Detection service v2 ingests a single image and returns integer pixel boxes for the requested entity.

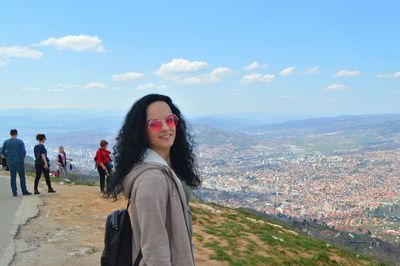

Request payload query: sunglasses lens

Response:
[165,115,178,128]
[148,120,163,132]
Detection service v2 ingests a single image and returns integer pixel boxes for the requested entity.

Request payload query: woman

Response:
[34,134,56,194]
[95,140,112,193]
[57,146,71,184]
[107,94,201,265]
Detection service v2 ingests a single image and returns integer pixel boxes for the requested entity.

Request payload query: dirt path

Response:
[11,183,121,265]
[11,182,218,266]
[0,174,41,266]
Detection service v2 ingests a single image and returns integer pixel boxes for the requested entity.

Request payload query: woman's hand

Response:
[41,154,48,169]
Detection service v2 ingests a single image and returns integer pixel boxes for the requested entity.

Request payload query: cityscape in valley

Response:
[194,115,400,246]
[197,142,400,245]
[1,113,400,247]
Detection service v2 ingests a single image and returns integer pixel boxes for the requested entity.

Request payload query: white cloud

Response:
[280,66,295,76]
[280,94,302,100]
[135,83,168,90]
[395,90,400,95]
[333,69,361,77]
[240,73,275,85]
[85,82,107,89]
[301,66,320,76]
[243,61,267,71]
[156,58,208,76]
[376,71,400,79]
[323,84,347,92]
[181,75,220,85]
[112,72,145,81]
[39,35,105,52]
[21,87,41,92]
[0,46,43,59]
[210,67,234,77]
[173,67,234,85]
[155,59,233,85]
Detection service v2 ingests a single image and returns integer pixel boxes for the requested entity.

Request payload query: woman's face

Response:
[146,101,177,155]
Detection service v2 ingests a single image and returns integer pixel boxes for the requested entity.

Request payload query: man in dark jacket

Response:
[1,129,32,196]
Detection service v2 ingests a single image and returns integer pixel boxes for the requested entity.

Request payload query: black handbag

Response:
[34,147,45,168]
[35,158,45,168]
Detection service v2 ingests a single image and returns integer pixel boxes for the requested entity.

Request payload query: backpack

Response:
[94,154,98,169]
[101,201,142,266]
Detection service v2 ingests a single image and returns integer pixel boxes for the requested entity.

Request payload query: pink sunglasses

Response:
[147,114,179,132]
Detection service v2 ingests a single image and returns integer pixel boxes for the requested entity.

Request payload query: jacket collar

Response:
[143,148,169,166]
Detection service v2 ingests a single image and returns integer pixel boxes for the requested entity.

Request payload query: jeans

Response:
[34,166,54,192]
[8,160,29,195]
[60,166,69,181]
[97,165,111,192]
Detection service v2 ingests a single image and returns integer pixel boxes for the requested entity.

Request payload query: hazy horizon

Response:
[1,107,400,120]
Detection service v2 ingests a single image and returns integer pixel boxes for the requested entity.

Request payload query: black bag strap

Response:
[134,250,142,266]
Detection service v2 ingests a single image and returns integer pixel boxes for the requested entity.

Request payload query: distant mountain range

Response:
[1,111,400,154]
[2,110,399,133]
[0,109,309,134]
[192,113,400,153]
[246,114,400,134]
[0,114,124,136]
[244,114,400,153]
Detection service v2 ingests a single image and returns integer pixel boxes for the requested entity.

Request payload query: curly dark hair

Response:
[106,94,201,199]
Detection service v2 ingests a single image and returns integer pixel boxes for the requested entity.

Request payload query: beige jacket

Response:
[122,149,195,266]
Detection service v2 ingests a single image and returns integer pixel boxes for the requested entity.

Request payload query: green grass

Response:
[204,240,279,266]
[193,201,386,265]
[204,241,232,262]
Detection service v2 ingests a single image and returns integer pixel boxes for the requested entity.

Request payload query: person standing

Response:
[95,140,112,193]
[57,146,70,184]
[1,129,32,196]
[106,94,201,265]
[33,134,56,194]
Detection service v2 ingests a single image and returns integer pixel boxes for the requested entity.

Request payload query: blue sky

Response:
[0,0,399,117]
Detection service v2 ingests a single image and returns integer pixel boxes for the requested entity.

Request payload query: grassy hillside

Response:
[18,165,391,265]
[10,180,386,266]
[191,201,385,266]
